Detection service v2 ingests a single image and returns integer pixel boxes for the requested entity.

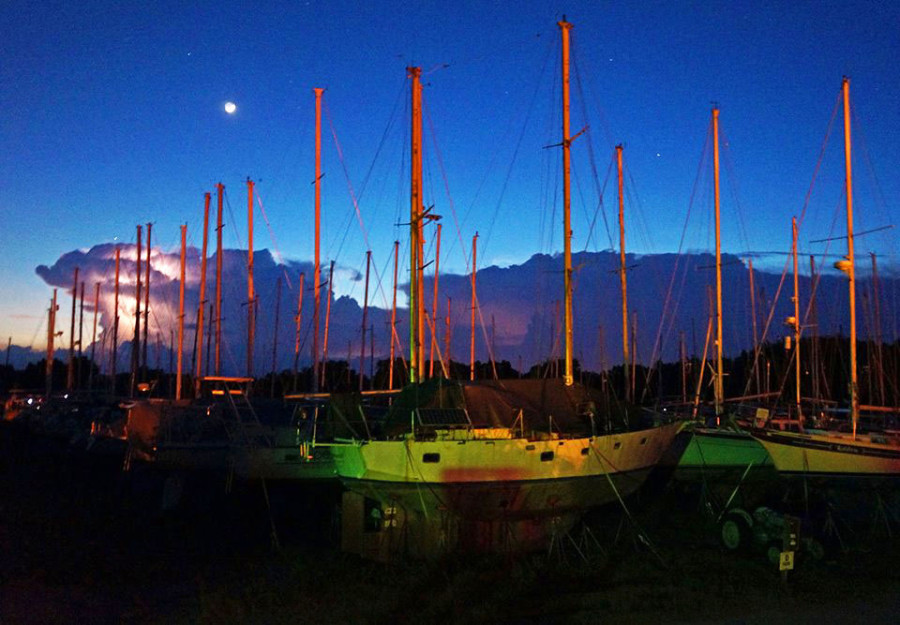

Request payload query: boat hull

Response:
[752,429,900,481]
[331,421,681,520]
[677,427,773,473]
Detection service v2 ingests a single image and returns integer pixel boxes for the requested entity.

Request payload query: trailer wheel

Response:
[720,512,750,551]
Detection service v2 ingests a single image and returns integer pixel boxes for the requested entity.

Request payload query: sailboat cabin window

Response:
[422,453,440,463]
[540,451,554,462]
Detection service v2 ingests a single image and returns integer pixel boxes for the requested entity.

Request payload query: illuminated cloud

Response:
[33,245,868,375]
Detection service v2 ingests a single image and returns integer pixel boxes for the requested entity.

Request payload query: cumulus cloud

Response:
[34,244,869,376]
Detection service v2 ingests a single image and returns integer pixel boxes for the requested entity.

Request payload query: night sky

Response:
[2,1,899,354]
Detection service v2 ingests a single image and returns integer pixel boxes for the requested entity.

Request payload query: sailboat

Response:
[751,78,900,480]
[676,108,772,477]
[329,20,681,556]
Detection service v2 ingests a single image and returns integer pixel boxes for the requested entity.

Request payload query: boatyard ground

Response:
[2,425,899,624]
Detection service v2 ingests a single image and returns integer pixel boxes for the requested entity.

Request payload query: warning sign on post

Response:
[779,550,795,571]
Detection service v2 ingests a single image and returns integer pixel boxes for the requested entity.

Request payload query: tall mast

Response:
[132,225,142,397]
[89,281,100,390]
[312,87,324,392]
[77,282,85,387]
[839,77,859,436]
[408,66,423,383]
[870,253,885,405]
[112,246,120,392]
[247,178,255,378]
[809,255,821,403]
[321,261,334,389]
[360,250,371,392]
[214,183,224,375]
[445,297,452,373]
[292,272,304,391]
[791,216,802,417]
[194,192,210,396]
[712,108,724,413]
[389,240,399,390]
[748,259,760,395]
[46,289,58,397]
[271,275,282,397]
[616,144,629,401]
[176,224,186,400]
[142,222,151,374]
[470,232,478,381]
[430,223,442,378]
[67,266,78,391]
[559,18,575,387]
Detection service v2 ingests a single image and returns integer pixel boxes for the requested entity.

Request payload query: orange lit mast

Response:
[559,18,575,387]
[214,183,224,375]
[312,87,323,392]
[389,240,399,390]
[712,108,724,414]
[142,222,151,376]
[470,232,478,381]
[112,246,120,391]
[46,289,58,397]
[176,224,187,399]
[88,281,100,390]
[791,216,802,417]
[131,225,142,397]
[408,67,424,383]
[616,145,629,401]
[247,178,255,377]
[838,77,859,437]
[321,261,334,389]
[194,192,210,396]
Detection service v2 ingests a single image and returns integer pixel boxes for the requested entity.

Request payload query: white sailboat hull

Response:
[752,429,900,480]
[331,421,681,520]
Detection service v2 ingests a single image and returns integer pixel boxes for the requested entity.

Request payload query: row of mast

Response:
[38,32,862,429]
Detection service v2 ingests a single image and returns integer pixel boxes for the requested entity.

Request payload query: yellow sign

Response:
[779,551,794,571]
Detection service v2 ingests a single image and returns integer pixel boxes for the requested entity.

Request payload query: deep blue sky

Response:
[2,1,899,349]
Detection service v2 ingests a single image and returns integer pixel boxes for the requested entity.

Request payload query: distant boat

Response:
[330,20,681,554]
[752,78,900,482]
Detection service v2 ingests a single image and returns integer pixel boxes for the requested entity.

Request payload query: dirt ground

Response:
[2,423,899,624]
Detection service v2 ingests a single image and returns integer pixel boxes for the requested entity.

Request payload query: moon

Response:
[224,101,237,114]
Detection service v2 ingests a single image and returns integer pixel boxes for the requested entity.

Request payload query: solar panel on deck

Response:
[416,408,470,427]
